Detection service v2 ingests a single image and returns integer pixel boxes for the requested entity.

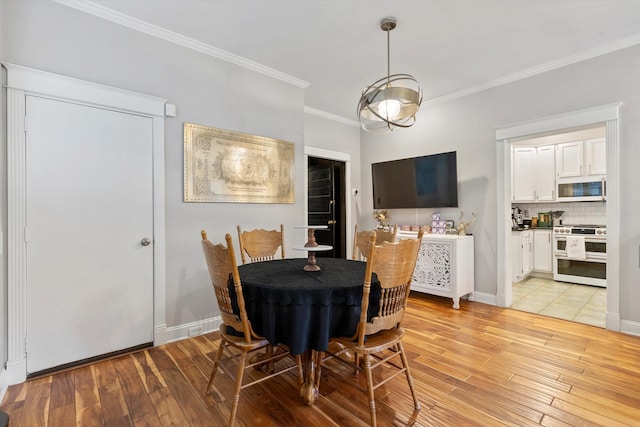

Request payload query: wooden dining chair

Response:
[200,230,303,426]
[330,229,424,426]
[352,224,397,260]
[237,224,285,264]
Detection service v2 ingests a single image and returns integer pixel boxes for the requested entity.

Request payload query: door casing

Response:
[495,103,621,332]
[5,63,168,384]
[304,146,351,260]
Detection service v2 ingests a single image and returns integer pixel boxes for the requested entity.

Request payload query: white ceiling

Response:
[72,0,640,122]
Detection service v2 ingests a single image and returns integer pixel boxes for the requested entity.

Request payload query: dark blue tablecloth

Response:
[234,258,378,355]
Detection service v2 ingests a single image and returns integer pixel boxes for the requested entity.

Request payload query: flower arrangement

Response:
[373,209,389,229]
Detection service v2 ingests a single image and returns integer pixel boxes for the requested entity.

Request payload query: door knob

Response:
[141,238,151,246]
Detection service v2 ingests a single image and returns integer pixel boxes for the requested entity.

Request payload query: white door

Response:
[25,95,154,374]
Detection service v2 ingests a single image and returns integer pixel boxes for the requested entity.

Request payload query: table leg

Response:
[299,350,319,405]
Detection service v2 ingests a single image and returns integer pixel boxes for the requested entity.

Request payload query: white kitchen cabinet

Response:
[586,137,606,176]
[406,234,474,309]
[512,145,555,202]
[535,145,556,201]
[533,229,552,273]
[512,147,536,202]
[512,230,533,282]
[556,141,583,178]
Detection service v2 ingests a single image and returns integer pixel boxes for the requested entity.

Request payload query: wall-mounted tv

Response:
[372,151,458,209]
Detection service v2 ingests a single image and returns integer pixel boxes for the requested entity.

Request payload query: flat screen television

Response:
[372,151,458,209]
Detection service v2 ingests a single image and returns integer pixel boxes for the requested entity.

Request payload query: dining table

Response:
[233,257,380,405]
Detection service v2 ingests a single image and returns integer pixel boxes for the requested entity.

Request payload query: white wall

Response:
[0,1,360,334]
[360,44,640,323]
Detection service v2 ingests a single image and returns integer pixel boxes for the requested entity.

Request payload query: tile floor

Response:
[510,276,606,328]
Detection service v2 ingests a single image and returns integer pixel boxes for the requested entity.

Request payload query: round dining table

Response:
[234,257,380,405]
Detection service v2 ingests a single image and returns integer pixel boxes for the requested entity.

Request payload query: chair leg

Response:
[267,345,275,373]
[362,354,377,427]
[206,341,227,395]
[354,353,360,376]
[228,350,248,427]
[397,341,420,410]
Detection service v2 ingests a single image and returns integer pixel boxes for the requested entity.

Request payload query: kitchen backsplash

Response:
[513,201,606,226]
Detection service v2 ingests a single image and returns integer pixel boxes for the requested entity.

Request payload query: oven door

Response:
[554,236,607,259]
[553,256,606,287]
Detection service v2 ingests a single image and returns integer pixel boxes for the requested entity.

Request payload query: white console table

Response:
[397,231,475,309]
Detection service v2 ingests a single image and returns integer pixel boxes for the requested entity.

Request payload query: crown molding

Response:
[53,0,310,89]
[425,33,640,107]
[304,106,360,128]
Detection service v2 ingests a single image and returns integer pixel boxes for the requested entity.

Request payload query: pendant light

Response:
[357,17,423,132]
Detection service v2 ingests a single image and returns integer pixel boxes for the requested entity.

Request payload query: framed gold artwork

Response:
[184,123,295,203]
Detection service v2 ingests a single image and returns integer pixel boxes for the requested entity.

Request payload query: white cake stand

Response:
[293,225,333,271]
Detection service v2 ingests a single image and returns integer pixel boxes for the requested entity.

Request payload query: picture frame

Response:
[183,123,295,203]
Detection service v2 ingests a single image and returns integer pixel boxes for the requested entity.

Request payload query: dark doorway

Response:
[307,157,346,258]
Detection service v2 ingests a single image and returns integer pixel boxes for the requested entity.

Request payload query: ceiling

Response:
[74,0,640,123]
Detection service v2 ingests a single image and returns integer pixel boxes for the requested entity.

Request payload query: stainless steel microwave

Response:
[556,177,606,201]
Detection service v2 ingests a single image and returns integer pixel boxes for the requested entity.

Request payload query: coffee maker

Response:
[512,207,524,228]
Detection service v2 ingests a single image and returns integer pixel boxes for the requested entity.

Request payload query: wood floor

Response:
[2,292,640,426]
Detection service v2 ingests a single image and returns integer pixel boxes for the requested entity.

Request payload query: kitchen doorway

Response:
[496,103,621,332]
[509,127,607,327]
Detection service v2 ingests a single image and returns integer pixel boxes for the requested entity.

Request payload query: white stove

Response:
[552,224,607,287]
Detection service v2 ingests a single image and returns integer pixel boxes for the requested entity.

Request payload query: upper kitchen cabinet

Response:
[536,145,555,201]
[556,140,583,178]
[557,138,607,178]
[512,147,536,202]
[512,145,555,202]
[586,137,606,176]
[556,138,607,202]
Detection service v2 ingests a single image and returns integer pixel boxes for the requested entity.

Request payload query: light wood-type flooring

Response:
[2,292,640,426]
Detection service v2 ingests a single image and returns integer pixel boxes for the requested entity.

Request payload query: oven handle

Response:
[554,254,607,262]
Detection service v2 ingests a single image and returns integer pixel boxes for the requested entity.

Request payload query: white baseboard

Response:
[5,359,26,386]
[620,319,640,336]
[163,316,223,344]
[470,291,497,306]
[0,368,8,405]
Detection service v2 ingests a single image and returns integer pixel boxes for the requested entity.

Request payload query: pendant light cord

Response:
[387,29,391,87]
